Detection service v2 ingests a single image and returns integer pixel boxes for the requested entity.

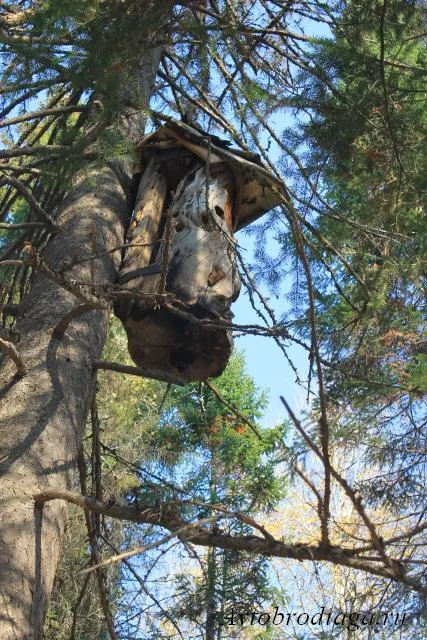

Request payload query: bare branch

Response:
[2,244,108,309]
[280,397,409,580]
[94,360,185,386]
[286,204,332,546]
[0,104,87,129]
[78,515,225,576]
[0,337,26,376]
[52,304,96,339]
[33,489,427,593]
[0,176,59,228]
[76,449,117,640]
[70,574,91,640]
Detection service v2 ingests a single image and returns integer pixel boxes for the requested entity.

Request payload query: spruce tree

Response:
[0,1,425,637]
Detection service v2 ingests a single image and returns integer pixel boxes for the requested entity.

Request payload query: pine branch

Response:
[0,104,87,129]
[34,489,427,593]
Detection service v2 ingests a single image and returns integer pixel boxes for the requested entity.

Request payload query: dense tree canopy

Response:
[0,0,425,638]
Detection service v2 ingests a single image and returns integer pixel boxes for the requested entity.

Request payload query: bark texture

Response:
[0,167,128,639]
[0,0,167,625]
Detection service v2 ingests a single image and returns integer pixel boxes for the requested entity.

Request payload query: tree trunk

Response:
[0,0,168,624]
[0,167,128,639]
[206,547,218,640]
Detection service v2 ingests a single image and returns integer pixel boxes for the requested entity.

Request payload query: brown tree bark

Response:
[0,0,174,626]
[0,167,128,639]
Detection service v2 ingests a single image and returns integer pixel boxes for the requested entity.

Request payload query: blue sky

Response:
[232,232,309,428]
[228,18,332,429]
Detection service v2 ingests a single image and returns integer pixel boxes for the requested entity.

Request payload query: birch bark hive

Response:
[114,117,287,383]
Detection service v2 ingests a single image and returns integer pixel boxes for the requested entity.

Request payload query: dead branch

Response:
[94,360,185,386]
[0,336,26,376]
[99,534,186,640]
[0,176,59,229]
[52,304,96,339]
[33,489,427,593]
[156,67,242,146]
[236,251,301,384]
[294,464,325,525]
[286,204,332,547]
[77,449,117,639]
[79,515,226,576]
[70,574,91,640]
[279,397,412,584]
[0,104,87,129]
[3,245,108,309]
[353,521,427,554]
[169,498,275,542]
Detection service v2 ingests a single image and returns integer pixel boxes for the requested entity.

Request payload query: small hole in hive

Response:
[175,221,185,232]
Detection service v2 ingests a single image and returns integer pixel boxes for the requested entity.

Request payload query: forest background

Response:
[0,0,425,638]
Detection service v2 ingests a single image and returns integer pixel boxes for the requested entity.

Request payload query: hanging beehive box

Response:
[114,117,287,383]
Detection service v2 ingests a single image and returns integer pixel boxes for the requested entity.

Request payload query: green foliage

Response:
[135,351,287,639]
[247,0,426,620]
[146,351,287,511]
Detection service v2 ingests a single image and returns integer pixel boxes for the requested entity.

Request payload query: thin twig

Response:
[203,379,262,440]
[70,574,91,640]
[99,534,186,640]
[77,450,118,640]
[170,498,275,542]
[287,203,331,547]
[79,514,225,576]
[280,396,404,577]
[7,244,108,308]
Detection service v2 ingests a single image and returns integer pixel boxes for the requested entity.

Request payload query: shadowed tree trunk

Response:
[0,167,128,639]
[0,25,164,632]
